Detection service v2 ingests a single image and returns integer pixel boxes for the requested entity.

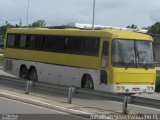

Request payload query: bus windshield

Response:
[112,39,154,68]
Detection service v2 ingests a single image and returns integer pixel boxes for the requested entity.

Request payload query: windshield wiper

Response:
[142,62,154,70]
[125,59,134,69]
[143,63,148,70]
[138,62,149,70]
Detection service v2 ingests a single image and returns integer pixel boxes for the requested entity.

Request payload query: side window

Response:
[52,36,59,51]
[14,35,21,48]
[44,36,53,50]
[56,36,66,51]
[20,35,27,48]
[102,42,109,56]
[7,34,15,47]
[101,41,109,67]
[43,35,66,52]
[35,35,44,49]
[25,35,35,49]
[66,37,83,53]
[30,36,36,48]
[84,37,100,55]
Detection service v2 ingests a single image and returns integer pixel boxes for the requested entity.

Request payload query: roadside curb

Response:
[0,91,91,118]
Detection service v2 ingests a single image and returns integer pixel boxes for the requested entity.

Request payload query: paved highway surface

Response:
[0,97,87,120]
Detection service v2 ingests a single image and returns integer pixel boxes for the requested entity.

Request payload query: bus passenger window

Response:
[19,35,27,48]
[25,35,36,49]
[56,36,66,51]
[14,35,21,48]
[7,34,15,47]
[101,42,109,67]
[35,35,44,49]
[84,37,99,55]
[66,37,82,53]
[44,36,54,50]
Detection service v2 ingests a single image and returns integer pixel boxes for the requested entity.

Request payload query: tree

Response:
[32,20,46,27]
[141,26,151,30]
[148,22,160,34]
[0,23,14,36]
[126,24,137,29]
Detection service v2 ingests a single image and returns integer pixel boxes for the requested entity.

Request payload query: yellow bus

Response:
[4,27,156,93]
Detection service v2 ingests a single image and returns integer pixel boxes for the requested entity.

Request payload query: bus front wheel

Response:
[29,67,38,82]
[82,75,94,90]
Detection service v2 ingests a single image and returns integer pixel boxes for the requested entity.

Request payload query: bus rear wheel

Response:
[83,75,94,90]
[29,68,38,82]
[19,66,28,80]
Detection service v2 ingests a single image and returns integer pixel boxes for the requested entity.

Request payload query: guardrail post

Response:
[25,81,33,94]
[122,95,129,114]
[68,87,74,104]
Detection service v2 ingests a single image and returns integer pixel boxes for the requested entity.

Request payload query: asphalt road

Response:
[0,97,87,120]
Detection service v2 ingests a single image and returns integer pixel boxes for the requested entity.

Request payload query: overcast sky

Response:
[0,0,160,28]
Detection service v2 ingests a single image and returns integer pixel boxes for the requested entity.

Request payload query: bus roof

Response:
[6,28,153,41]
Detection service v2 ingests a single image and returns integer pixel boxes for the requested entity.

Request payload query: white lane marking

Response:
[0,96,65,114]
[0,97,89,120]
[0,92,91,115]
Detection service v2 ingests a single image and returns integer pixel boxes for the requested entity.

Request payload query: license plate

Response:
[132,88,140,91]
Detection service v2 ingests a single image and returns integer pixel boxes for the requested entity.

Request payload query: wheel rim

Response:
[20,67,27,79]
[30,69,38,82]
[84,76,93,89]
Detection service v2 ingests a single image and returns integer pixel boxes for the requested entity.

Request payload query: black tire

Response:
[29,68,38,82]
[83,75,94,90]
[19,66,28,80]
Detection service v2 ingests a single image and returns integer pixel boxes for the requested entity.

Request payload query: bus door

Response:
[100,41,109,85]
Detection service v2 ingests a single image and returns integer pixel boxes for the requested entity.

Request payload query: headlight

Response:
[116,86,120,91]
[116,86,125,91]
[120,86,125,91]
[147,86,154,91]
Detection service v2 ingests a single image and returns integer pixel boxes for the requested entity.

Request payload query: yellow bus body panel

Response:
[112,68,156,84]
[4,48,100,69]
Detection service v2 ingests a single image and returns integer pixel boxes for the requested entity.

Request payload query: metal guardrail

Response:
[0,75,159,109]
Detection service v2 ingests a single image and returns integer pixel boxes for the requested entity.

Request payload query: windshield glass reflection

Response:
[112,39,154,68]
